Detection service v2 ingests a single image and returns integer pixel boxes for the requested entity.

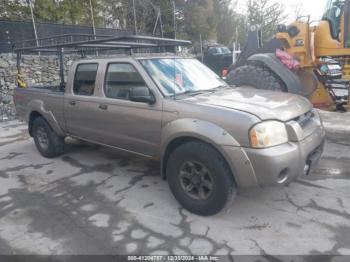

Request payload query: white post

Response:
[27,0,39,49]
[132,0,137,34]
[89,0,98,55]
[200,34,204,62]
[232,42,236,64]
[153,9,160,35]
[89,0,96,39]
[159,8,164,37]
[173,0,176,39]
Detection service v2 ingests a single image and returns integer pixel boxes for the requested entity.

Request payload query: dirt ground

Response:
[0,111,349,259]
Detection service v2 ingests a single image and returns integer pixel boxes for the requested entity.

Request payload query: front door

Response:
[91,62,162,157]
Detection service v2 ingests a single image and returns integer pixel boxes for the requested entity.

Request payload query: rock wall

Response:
[0,53,79,121]
[0,53,80,91]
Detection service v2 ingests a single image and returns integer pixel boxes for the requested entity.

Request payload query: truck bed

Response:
[24,84,63,92]
[14,86,66,131]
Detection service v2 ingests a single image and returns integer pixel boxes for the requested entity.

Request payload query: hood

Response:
[183,87,312,122]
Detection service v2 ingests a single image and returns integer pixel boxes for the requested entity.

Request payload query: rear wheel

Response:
[166,141,236,216]
[226,64,287,92]
[32,117,65,158]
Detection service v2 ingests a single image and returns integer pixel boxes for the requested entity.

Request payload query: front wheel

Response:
[166,141,236,216]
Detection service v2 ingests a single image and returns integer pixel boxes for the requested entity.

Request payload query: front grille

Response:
[294,110,315,128]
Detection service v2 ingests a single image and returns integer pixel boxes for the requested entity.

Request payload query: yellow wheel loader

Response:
[227,0,350,112]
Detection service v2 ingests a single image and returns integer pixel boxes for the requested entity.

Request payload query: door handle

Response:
[69,100,77,106]
[99,104,108,110]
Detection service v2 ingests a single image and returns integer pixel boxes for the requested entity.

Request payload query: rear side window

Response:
[104,63,146,100]
[73,63,98,96]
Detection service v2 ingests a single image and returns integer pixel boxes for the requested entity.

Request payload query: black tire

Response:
[32,117,65,158]
[226,64,287,92]
[166,141,236,216]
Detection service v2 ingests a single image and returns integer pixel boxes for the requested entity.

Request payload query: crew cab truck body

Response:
[14,56,326,216]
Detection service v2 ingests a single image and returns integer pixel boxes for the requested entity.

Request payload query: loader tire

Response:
[226,65,287,92]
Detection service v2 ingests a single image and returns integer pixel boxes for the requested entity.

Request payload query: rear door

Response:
[64,62,102,141]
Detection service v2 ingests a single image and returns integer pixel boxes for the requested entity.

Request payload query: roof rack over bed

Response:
[13,34,192,90]
[13,34,191,53]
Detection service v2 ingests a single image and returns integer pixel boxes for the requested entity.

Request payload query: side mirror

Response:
[129,86,156,104]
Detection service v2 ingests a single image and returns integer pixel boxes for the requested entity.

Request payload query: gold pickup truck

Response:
[14,55,325,216]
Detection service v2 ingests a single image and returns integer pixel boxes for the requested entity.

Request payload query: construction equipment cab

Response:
[227,0,350,112]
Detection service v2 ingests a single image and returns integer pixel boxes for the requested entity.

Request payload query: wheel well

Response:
[28,111,43,137]
[161,137,235,184]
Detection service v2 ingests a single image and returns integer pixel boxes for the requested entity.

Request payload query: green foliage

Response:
[182,0,218,40]
[246,0,287,42]
[0,0,30,21]
[215,0,247,46]
[100,0,164,33]
[0,0,287,47]
[33,0,61,23]
[32,0,104,26]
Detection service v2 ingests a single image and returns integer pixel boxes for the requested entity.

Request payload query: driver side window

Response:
[104,63,146,100]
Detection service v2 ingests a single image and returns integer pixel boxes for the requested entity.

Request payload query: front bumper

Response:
[223,124,326,188]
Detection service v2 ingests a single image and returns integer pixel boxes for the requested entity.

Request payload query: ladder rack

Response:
[13,34,192,90]
[13,34,191,53]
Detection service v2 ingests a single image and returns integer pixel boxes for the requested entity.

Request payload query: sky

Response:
[235,0,328,23]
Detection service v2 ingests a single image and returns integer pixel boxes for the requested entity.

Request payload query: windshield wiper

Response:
[212,85,231,90]
[172,86,230,99]
[175,90,213,97]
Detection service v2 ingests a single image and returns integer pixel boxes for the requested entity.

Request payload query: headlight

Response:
[249,121,288,148]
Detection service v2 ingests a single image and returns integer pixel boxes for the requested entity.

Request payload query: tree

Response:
[102,0,132,29]
[32,0,104,26]
[291,2,306,20]
[100,0,219,42]
[215,0,247,46]
[33,0,61,23]
[0,0,284,50]
[0,0,30,21]
[246,0,287,42]
[101,0,162,33]
[180,0,218,42]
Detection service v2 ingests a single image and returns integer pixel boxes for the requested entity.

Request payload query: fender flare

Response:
[161,118,240,152]
[160,118,258,187]
[160,118,241,180]
[247,53,304,95]
[27,100,65,137]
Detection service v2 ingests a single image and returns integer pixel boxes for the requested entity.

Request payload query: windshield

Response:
[140,58,229,96]
[217,47,231,54]
[209,46,231,55]
[322,0,345,40]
